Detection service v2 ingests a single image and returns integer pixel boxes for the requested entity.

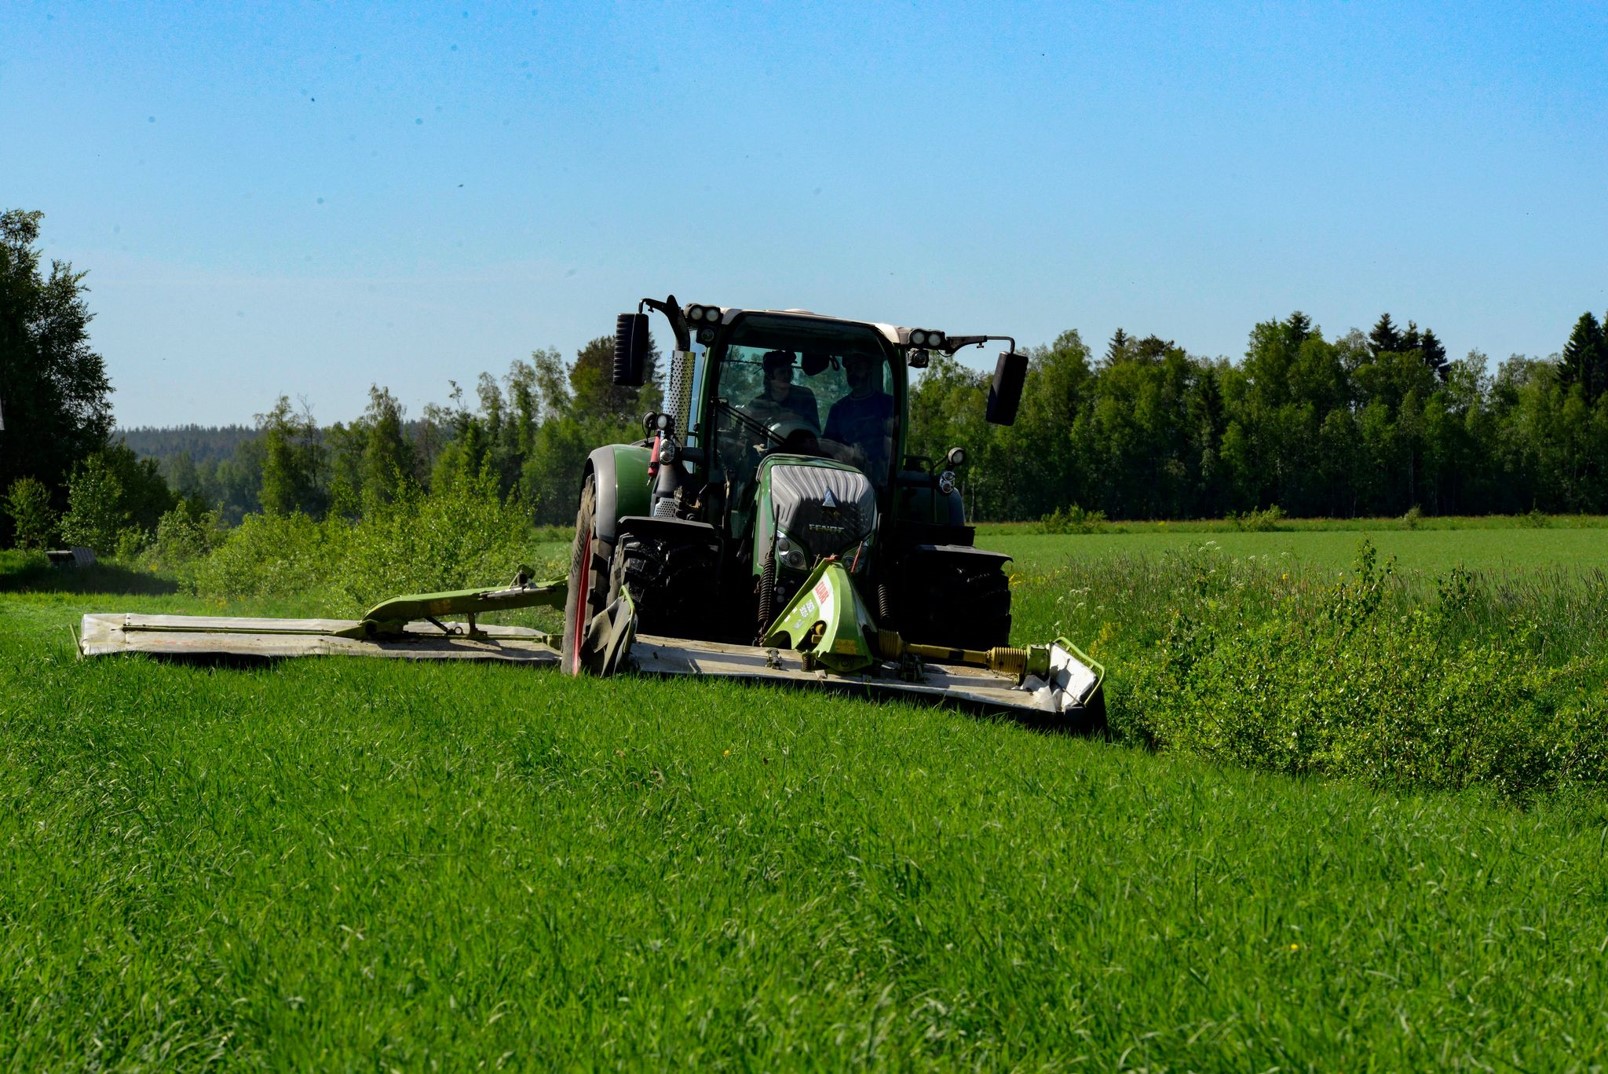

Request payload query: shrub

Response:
[58,456,125,554]
[4,477,56,549]
[1229,504,1285,531]
[1038,504,1106,534]
[188,467,544,613]
[1109,541,1608,802]
[135,502,222,581]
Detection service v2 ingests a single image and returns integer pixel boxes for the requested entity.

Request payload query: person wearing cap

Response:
[824,350,894,480]
[746,350,820,429]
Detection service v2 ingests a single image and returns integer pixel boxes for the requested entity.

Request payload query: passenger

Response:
[824,351,894,479]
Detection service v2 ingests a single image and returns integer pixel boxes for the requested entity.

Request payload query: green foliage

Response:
[188,508,329,603]
[256,396,326,518]
[58,453,125,552]
[52,444,177,557]
[96,441,177,533]
[110,301,1608,528]
[1036,503,1105,534]
[1559,310,1608,401]
[0,209,115,543]
[906,307,1608,521]
[4,476,56,549]
[1078,541,1608,802]
[1228,503,1285,531]
[188,467,547,612]
[133,501,222,582]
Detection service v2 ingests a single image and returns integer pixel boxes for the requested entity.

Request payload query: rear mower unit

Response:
[80,296,1104,729]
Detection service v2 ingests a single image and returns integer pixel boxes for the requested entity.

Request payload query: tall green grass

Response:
[1010,540,1608,802]
[9,519,1608,1066]
[5,620,1608,1069]
[53,498,1608,804]
[178,475,571,618]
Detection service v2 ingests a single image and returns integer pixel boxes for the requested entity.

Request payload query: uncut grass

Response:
[989,523,1608,573]
[6,631,1608,1069]
[1008,542,1608,801]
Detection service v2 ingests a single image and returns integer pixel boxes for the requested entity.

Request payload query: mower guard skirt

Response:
[77,614,1102,727]
[78,613,560,664]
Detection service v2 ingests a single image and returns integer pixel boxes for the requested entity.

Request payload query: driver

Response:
[745,350,820,430]
[824,350,894,478]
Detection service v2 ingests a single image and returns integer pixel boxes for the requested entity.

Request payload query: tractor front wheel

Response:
[561,475,612,675]
[611,533,718,641]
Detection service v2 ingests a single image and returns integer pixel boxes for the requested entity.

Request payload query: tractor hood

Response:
[763,457,877,565]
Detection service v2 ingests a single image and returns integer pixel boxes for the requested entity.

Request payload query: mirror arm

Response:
[641,295,691,351]
[940,334,1016,354]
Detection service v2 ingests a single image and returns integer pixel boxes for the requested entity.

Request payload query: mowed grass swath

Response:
[4,526,1608,1068]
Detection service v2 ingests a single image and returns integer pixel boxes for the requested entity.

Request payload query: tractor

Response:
[556,296,1102,727]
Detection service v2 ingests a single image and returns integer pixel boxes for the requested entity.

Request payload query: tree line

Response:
[7,205,1608,554]
[910,310,1608,521]
[94,305,1608,532]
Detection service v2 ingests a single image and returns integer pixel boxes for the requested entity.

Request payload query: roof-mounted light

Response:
[684,304,722,324]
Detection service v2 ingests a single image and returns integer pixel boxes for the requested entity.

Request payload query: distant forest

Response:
[117,425,258,466]
[110,308,1608,524]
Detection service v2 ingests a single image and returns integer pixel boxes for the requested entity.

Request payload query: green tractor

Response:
[79,295,1102,728]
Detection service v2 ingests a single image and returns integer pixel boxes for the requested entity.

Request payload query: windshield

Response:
[711,315,897,491]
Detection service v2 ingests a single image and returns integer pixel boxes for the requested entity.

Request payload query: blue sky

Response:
[5,1,1606,428]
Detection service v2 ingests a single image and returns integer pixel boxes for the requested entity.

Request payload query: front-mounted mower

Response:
[80,296,1104,730]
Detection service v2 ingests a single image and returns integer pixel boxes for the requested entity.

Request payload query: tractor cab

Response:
[703,312,902,497]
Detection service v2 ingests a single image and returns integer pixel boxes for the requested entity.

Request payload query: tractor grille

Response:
[770,464,877,556]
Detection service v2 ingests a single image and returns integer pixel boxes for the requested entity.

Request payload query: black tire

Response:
[561,475,612,676]
[907,561,1012,651]
[611,533,719,641]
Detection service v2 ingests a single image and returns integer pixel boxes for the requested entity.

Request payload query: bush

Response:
[1111,541,1608,802]
[188,467,544,613]
[4,477,56,549]
[58,456,125,554]
[1228,504,1285,531]
[134,502,222,581]
[1037,504,1106,534]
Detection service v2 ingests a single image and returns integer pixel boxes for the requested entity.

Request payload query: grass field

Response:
[3,523,1607,1069]
[984,517,1608,574]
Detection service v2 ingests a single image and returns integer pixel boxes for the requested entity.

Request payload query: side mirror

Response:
[986,351,1027,425]
[614,313,650,387]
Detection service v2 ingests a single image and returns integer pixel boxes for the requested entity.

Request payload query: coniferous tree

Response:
[1104,328,1131,366]
[1420,328,1449,382]
[1368,313,1403,358]
[1559,312,1607,402]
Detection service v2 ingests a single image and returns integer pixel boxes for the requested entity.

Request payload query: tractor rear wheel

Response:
[561,475,612,675]
[611,533,718,640]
